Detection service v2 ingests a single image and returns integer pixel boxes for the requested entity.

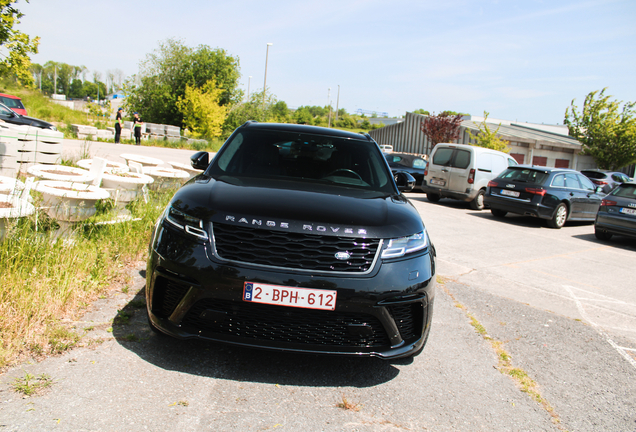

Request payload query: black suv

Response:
[0,102,56,130]
[146,122,436,359]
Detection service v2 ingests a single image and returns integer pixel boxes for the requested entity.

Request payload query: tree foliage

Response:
[177,80,228,138]
[124,38,241,127]
[0,0,39,86]
[420,112,464,150]
[222,90,278,137]
[564,88,636,170]
[467,111,510,152]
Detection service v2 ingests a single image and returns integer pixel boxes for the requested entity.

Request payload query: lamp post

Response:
[263,43,273,110]
[247,76,252,101]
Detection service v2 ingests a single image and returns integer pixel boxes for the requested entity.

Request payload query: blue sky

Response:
[17,0,636,124]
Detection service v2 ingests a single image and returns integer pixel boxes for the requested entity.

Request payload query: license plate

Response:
[620,207,636,216]
[243,282,337,311]
[430,179,446,186]
[500,189,520,197]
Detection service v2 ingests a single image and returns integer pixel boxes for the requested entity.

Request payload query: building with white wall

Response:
[369,112,597,170]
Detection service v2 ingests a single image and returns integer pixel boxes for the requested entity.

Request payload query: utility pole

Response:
[263,43,273,111]
[335,85,340,122]
[327,88,332,127]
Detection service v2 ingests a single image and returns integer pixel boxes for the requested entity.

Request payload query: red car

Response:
[0,93,27,116]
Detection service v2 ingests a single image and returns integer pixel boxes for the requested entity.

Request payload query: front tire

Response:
[427,193,441,203]
[547,203,568,229]
[469,189,485,210]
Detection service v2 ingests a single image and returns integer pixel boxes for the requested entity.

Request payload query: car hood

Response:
[169,176,424,239]
[21,115,52,127]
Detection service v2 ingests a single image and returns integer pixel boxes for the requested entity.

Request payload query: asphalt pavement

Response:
[0,140,634,431]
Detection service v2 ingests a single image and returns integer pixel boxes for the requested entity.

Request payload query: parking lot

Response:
[407,192,636,352]
[1,142,635,431]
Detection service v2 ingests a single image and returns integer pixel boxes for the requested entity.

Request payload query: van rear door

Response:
[447,148,472,192]
[427,146,454,190]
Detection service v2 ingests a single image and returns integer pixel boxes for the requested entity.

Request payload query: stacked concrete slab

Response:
[0,124,19,177]
[72,124,98,140]
[0,122,64,176]
[145,123,165,140]
[15,126,64,167]
[165,125,181,141]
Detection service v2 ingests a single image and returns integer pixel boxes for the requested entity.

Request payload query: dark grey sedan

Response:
[594,181,636,241]
[484,166,605,229]
[0,102,56,130]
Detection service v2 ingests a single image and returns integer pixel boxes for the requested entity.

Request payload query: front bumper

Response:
[146,223,436,360]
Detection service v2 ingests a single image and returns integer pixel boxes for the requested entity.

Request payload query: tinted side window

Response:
[577,174,595,191]
[564,173,582,189]
[551,174,565,187]
[432,148,453,166]
[452,149,471,169]
[413,158,426,169]
[507,158,518,166]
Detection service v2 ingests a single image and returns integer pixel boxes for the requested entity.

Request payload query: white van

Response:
[422,143,518,210]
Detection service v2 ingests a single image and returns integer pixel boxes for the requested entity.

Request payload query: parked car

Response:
[594,181,636,241]
[422,143,518,210]
[0,93,27,116]
[0,102,56,130]
[484,166,605,228]
[379,144,393,153]
[580,169,632,194]
[384,152,427,191]
[146,122,436,360]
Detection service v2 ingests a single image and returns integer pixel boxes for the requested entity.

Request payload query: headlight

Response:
[381,231,427,259]
[165,206,209,240]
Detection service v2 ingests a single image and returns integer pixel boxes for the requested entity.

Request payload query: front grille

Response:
[151,276,190,318]
[212,223,380,273]
[181,299,391,347]
[387,303,424,341]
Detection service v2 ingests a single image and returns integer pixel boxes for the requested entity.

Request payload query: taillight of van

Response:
[467,169,475,184]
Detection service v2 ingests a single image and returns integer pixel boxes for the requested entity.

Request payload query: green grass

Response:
[0,187,175,367]
[11,372,53,396]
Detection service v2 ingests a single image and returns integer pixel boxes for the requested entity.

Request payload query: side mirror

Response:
[394,171,415,192]
[190,151,210,170]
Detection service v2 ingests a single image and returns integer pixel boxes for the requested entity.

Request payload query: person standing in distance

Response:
[114,107,124,143]
[132,112,143,145]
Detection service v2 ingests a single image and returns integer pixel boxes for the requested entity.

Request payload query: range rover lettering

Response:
[146,122,436,359]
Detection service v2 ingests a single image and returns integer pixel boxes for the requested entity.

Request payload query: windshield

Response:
[209,129,394,193]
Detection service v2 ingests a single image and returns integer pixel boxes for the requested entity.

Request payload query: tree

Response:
[177,80,228,138]
[0,1,39,86]
[271,101,289,121]
[222,90,277,137]
[420,112,463,151]
[466,111,510,152]
[413,109,430,115]
[124,38,242,127]
[564,88,636,170]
